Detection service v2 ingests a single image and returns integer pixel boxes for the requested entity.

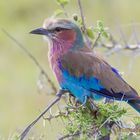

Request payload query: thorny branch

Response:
[20,89,66,140]
[92,32,101,48]
[95,29,140,57]
[2,28,57,93]
[41,102,140,140]
[59,132,81,140]
[42,110,68,121]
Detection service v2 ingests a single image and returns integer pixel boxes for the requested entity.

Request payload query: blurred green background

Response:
[0,0,140,139]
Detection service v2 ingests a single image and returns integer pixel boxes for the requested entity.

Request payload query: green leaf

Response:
[102,31,109,38]
[133,116,140,124]
[78,17,82,26]
[53,9,64,17]
[73,13,78,21]
[56,0,69,6]
[86,27,94,39]
[100,127,109,136]
[93,27,100,33]
[97,20,104,29]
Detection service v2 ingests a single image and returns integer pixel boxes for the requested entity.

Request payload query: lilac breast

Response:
[48,40,72,82]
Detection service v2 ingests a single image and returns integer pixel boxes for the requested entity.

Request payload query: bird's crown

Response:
[43,18,78,31]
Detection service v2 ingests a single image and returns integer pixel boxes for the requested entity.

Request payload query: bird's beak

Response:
[30,28,49,35]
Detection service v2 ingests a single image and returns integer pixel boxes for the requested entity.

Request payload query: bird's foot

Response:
[104,98,114,104]
[67,96,87,109]
[88,98,99,117]
[75,96,87,109]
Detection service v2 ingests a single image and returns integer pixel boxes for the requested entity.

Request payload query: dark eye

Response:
[55,27,62,32]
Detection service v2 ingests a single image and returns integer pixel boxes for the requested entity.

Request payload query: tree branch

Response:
[58,132,81,140]
[2,28,57,93]
[92,32,101,48]
[77,0,91,48]
[20,89,66,140]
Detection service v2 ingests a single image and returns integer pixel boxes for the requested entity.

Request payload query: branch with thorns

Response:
[20,89,67,140]
[2,29,57,94]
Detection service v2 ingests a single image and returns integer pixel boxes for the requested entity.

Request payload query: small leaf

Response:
[56,0,69,6]
[86,27,94,39]
[97,20,104,29]
[73,13,78,21]
[102,31,109,38]
[93,27,100,33]
[78,17,82,25]
[53,9,64,17]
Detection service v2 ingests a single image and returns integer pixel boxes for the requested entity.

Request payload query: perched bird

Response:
[30,18,140,113]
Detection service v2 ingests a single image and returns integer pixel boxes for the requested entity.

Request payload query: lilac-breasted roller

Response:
[31,18,140,113]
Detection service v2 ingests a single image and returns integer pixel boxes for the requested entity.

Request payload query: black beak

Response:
[30,28,49,35]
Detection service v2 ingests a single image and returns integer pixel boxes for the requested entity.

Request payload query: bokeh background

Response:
[0,0,140,139]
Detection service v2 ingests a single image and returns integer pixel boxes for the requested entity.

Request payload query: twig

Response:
[93,32,101,48]
[77,0,91,48]
[118,24,128,47]
[58,132,81,140]
[42,111,68,121]
[131,22,140,45]
[60,4,68,17]
[2,28,57,93]
[20,89,66,140]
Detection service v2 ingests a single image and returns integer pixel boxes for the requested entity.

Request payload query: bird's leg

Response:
[67,96,88,109]
[66,93,76,109]
[75,98,80,107]
[20,89,66,140]
[88,98,98,117]
[88,98,98,111]
[104,98,114,104]
[75,96,88,109]
[68,93,75,105]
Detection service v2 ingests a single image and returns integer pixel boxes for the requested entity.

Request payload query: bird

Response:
[30,18,140,113]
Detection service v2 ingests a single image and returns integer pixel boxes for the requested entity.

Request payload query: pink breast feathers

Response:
[48,29,76,82]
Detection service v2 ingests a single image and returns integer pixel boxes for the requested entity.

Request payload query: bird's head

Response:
[30,18,84,49]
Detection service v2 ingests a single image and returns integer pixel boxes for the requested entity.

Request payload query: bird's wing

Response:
[60,47,138,101]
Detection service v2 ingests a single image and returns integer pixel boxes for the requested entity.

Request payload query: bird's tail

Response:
[128,98,140,113]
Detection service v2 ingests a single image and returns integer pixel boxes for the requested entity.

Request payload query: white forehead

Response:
[43,18,76,30]
[43,18,57,28]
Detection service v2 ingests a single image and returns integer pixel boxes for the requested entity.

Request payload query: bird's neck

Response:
[48,39,72,60]
[48,29,84,81]
[48,40,73,81]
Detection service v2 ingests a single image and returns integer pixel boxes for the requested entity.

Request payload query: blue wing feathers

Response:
[60,66,137,103]
[61,68,105,101]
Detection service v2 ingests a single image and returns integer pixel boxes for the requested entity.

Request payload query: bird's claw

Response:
[67,96,87,109]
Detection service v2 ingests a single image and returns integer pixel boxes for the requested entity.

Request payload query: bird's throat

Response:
[48,40,72,81]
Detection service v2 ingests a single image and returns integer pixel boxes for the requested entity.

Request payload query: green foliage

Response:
[96,103,127,125]
[133,116,140,125]
[73,14,83,26]
[86,27,95,39]
[64,105,94,135]
[121,133,138,140]
[56,0,69,6]
[93,20,109,38]
[62,102,127,139]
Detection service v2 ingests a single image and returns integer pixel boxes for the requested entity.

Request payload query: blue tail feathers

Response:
[128,99,140,113]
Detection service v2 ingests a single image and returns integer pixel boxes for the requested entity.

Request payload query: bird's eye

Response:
[55,27,62,32]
